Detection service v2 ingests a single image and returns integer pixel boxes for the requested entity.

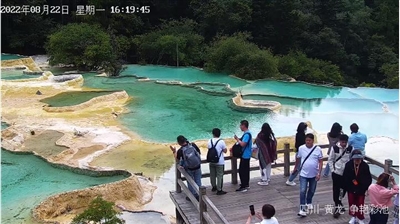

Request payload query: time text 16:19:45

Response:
[110,6,150,14]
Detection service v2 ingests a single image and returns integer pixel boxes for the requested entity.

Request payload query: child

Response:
[245,204,279,224]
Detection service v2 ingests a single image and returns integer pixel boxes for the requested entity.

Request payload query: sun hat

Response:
[351,149,364,159]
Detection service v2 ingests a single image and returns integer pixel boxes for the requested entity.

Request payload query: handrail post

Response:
[199,186,207,224]
[283,143,290,177]
[175,162,182,193]
[231,156,238,184]
[384,159,393,174]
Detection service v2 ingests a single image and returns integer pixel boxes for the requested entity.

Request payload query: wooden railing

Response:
[174,143,398,224]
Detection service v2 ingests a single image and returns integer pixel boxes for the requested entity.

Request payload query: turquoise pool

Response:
[124,65,248,88]
[1,70,35,80]
[1,64,398,223]
[1,53,26,61]
[79,65,399,142]
[40,91,118,107]
[1,149,127,223]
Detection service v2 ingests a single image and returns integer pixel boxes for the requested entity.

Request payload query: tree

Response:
[71,196,124,224]
[205,33,279,79]
[278,51,344,85]
[1,0,55,54]
[249,0,303,54]
[190,0,252,41]
[380,63,399,89]
[135,19,205,66]
[47,23,114,70]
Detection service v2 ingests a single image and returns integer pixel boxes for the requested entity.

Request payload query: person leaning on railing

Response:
[170,135,202,201]
[367,172,399,224]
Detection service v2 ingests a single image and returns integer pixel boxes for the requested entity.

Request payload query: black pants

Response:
[369,210,389,224]
[239,158,250,188]
[332,172,346,206]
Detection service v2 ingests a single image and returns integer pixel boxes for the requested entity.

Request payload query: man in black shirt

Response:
[170,135,202,201]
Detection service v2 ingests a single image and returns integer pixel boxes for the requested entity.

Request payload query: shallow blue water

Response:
[1,149,126,223]
[1,70,35,80]
[78,68,399,142]
[124,65,248,88]
[1,53,26,60]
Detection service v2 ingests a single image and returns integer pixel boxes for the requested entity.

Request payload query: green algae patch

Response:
[22,130,68,157]
[90,141,174,178]
[40,91,118,107]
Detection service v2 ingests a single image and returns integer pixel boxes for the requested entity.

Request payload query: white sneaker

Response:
[357,219,365,224]
[348,217,356,224]
[297,209,307,217]
[286,180,296,186]
[257,181,269,186]
[307,204,313,210]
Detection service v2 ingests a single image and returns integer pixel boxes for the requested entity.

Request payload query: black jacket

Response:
[342,160,372,195]
[295,133,306,152]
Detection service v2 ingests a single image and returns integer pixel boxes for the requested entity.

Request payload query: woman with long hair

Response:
[323,122,343,177]
[368,173,399,224]
[256,123,277,186]
[286,122,307,186]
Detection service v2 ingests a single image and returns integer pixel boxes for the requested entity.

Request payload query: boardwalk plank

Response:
[170,175,396,224]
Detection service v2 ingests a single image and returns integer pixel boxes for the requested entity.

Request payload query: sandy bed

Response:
[71,145,105,160]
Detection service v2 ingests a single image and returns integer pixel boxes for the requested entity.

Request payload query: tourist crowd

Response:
[169,120,398,224]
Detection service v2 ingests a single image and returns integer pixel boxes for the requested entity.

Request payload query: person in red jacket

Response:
[342,150,372,224]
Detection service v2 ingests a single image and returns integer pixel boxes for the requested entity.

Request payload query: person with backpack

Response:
[207,128,227,195]
[170,135,202,201]
[295,133,323,217]
[323,122,343,177]
[255,123,277,186]
[327,134,353,218]
[286,122,308,186]
[231,120,253,192]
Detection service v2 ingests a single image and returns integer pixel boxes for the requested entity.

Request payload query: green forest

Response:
[2,0,399,88]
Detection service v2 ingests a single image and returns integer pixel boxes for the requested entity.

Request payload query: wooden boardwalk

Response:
[170,143,398,224]
[171,174,396,224]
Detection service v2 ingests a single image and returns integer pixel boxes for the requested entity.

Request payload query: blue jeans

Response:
[288,152,299,182]
[186,168,202,197]
[299,176,317,207]
[323,164,330,176]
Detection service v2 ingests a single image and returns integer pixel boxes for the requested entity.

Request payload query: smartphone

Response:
[249,205,255,216]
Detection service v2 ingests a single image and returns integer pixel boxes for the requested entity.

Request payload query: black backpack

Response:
[232,133,252,158]
[207,139,222,163]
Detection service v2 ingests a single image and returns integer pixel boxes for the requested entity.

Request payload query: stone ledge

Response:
[229,93,281,112]
[42,90,129,112]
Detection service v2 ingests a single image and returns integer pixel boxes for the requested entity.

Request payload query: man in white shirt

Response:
[294,133,323,217]
[208,128,227,195]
